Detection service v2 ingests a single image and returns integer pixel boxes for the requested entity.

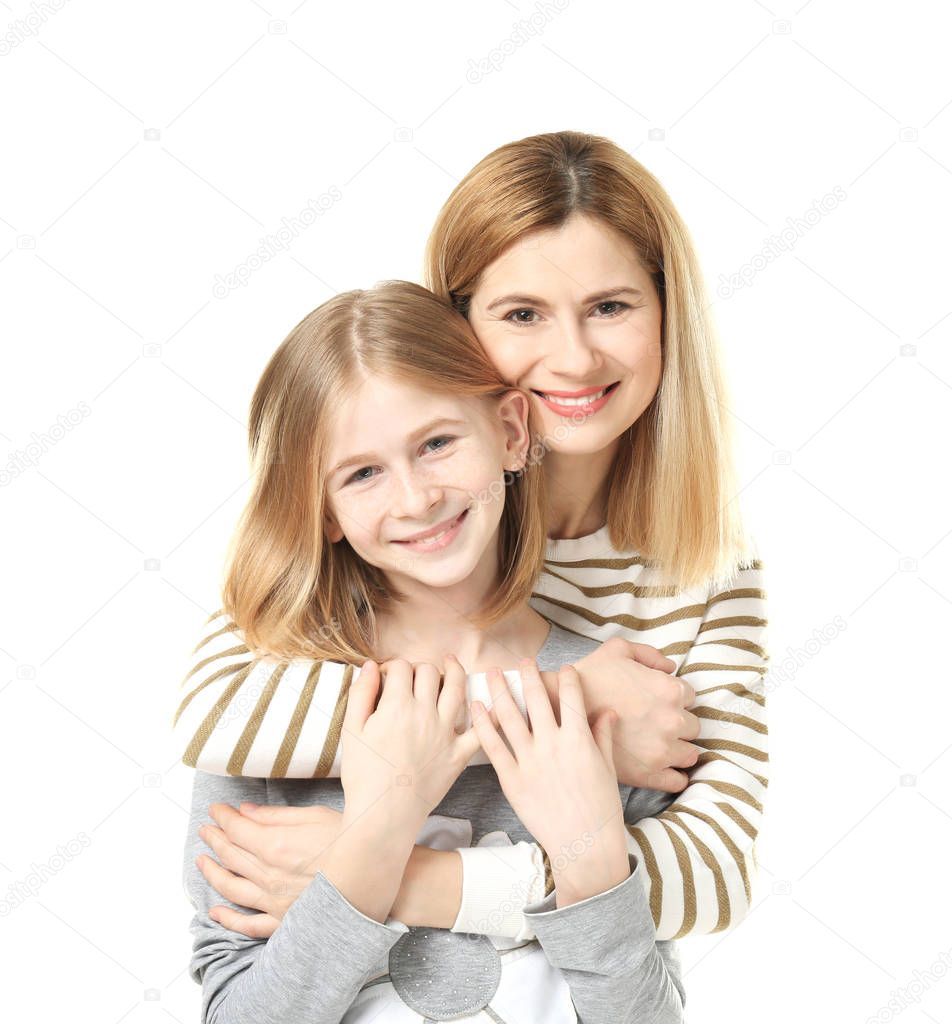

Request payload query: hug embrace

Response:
[174,130,769,1023]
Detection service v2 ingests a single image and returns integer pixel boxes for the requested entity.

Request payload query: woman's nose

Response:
[548,319,601,377]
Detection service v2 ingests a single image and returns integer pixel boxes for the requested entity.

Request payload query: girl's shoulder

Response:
[535,619,601,671]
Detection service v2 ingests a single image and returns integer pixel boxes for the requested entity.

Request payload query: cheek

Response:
[471,325,528,384]
[332,494,385,542]
[618,321,663,374]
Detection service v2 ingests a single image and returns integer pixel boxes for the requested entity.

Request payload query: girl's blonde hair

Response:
[424,130,755,590]
[222,280,548,662]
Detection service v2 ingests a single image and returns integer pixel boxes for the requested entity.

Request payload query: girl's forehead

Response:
[335,374,477,412]
[325,384,490,460]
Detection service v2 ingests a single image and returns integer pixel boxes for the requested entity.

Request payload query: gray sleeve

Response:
[183,770,409,1023]
[522,852,686,1023]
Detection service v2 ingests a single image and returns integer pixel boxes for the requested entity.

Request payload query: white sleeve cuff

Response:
[450,839,547,941]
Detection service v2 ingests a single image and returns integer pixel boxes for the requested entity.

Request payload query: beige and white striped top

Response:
[172,524,768,941]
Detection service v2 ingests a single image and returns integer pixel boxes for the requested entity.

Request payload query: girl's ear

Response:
[323,510,344,543]
[497,390,532,472]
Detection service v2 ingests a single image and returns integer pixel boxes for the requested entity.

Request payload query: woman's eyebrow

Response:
[485,286,643,312]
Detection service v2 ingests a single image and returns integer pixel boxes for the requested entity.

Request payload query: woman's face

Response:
[322,376,529,591]
[467,212,663,455]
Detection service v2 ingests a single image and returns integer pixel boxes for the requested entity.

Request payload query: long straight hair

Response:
[424,130,755,589]
[221,280,548,662]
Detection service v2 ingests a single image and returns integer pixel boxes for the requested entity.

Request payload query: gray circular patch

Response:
[388,926,501,1020]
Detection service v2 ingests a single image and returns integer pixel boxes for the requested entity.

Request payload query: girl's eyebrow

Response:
[331,417,468,476]
[485,285,643,313]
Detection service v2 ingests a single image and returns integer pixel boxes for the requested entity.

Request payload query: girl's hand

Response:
[196,803,344,939]
[472,661,631,907]
[197,656,480,939]
[572,637,702,792]
[341,656,481,839]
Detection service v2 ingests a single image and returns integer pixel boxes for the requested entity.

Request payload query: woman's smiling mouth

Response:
[530,381,621,416]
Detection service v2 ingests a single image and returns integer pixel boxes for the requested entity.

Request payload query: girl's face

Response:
[322,376,529,590]
[467,212,663,455]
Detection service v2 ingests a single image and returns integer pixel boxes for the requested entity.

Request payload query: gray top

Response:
[182,620,686,1022]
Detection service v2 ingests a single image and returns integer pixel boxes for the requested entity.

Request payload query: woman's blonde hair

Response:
[221,280,548,662]
[424,130,755,590]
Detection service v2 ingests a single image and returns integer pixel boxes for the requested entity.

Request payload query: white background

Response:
[1,1,950,1021]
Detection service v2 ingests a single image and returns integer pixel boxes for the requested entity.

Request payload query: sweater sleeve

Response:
[624,561,770,939]
[183,770,408,1023]
[523,852,685,1023]
[171,609,539,778]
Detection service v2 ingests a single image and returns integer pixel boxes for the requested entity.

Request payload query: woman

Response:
[177,129,768,944]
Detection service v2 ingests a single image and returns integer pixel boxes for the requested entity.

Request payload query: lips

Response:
[392,509,468,544]
[531,382,621,404]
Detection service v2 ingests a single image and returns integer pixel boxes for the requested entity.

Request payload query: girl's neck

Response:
[373,602,552,675]
[542,441,617,539]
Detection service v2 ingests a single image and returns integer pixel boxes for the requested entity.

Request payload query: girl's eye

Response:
[594,300,629,317]
[503,308,539,325]
[345,437,455,485]
[347,465,377,485]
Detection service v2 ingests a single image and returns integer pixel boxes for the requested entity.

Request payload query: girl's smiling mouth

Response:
[391,508,469,551]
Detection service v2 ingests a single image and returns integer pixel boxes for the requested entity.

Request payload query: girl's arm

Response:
[523,853,686,1023]
[405,560,769,942]
[172,608,699,942]
[184,770,412,1024]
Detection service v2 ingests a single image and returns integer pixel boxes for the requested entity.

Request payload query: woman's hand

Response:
[195,802,344,938]
[197,655,480,937]
[471,661,632,908]
[572,637,702,792]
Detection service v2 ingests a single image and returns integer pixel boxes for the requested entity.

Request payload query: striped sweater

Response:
[172,524,768,941]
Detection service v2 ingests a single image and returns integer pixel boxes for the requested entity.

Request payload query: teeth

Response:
[406,512,462,544]
[414,527,450,544]
[541,386,609,406]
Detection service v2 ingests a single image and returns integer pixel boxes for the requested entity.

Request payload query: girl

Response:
[177,129,767,945]
[184,280,686,1022]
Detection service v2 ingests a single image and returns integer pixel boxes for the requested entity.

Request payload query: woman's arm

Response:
[620,562,769,939]
[437,562,768,944]
[173,609,679,780]
[184,770,412,1024]
[173,609,693,942]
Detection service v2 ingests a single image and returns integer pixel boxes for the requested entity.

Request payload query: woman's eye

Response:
[424,436,454,453]
[594,300,629,316]
[504,308,539,325]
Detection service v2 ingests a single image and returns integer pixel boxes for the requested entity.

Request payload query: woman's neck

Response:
[542,441,617,539]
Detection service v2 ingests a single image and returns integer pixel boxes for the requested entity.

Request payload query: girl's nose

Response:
[392,468,442,520]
